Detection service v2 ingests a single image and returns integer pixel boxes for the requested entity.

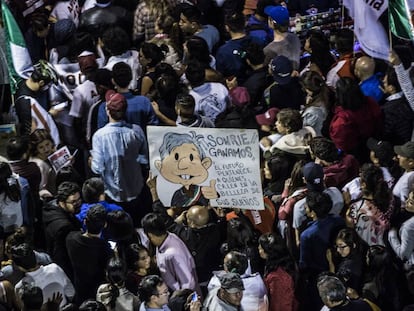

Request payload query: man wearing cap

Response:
[14,60,60,144]
[393,142,414,209]
[203,272,245,311]
[69,54,100,146]
[263,55,305,110]
[263,5,301,69]
[90,90,149,226]
[299,192,345,311]
[292,162,344,246]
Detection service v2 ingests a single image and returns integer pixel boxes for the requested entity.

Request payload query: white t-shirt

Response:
[15,264,75,308]
[50,0,80,26]
[393,170,414,209]
[70,80,100,119]
[190,82,229,122]
[105,50,141,90]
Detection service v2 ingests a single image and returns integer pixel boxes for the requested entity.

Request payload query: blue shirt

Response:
[91,121,148,202]
[97,92,159,133]
[216,35,262,82]
[360,73,384,104]
[76,201,123,225]
[299,215,345,274]
[246,15,273,46]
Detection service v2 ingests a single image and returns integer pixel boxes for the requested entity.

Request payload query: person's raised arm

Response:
[390,50,414,110]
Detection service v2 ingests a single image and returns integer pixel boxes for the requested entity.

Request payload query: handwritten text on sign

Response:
[147,126,264,210]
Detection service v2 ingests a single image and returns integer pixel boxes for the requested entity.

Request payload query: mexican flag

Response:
[1,0,33,94]
[389,0,414,40]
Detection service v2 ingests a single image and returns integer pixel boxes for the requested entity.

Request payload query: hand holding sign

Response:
[201,179,218,199]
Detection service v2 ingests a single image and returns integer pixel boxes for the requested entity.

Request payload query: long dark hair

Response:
[300,70,332,111]
[259,233,296,276]
[287,159,307,196]
[335,77,365,111]
[335,228,363,257]
[307,30,335,76]
[364,245,403,310]
[360,163,390,213]
[185,36,211,68]
[0,162,20,202]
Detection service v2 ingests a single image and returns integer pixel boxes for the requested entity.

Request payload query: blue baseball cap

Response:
[264,5,290,25]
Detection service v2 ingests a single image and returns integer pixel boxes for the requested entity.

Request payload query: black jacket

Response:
[153,201,226,283]
[381,95,414,145]
[43,200,81,280]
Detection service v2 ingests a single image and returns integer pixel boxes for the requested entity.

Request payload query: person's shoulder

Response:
[348,299,373,311]
[203,24,219,34]
[66,230,82,240]
[286,32,300,41]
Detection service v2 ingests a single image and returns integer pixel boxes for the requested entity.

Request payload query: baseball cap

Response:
[78,54,98,73]
[230,87,250,107]
[302,162,324,191]
[394,141,414,159]
[269,56,293,85]
[264,5,290,25]
[219,272,244,293]
[366,138,394,164]
[255,107,279,126]
[105,90,127,113]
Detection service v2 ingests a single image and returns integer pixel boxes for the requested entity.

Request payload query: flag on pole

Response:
[343,0,390,60]
[1,0,33,94]
[389,0,414,40]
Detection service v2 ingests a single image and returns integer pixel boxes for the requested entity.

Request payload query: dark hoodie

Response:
[42,200,81,280]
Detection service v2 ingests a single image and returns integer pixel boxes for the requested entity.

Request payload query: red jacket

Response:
[329,97,382,153]
[324,154,360,189]
[265,267,299,311]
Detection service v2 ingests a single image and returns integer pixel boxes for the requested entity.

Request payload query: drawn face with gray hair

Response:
[155,131,212,189]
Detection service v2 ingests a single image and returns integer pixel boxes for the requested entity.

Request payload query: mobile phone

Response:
[191,292,198,302]
[108,241,117,250]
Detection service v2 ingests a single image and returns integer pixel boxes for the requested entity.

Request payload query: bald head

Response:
[186,205,209,228]
[355,56,375,81]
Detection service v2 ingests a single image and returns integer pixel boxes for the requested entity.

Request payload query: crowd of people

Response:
[0,0,414,309]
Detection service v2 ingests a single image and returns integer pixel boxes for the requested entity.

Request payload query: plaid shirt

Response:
[133,2,156,41]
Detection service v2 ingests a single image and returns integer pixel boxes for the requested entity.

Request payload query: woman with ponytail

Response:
[96,256,140,311]
[346,163,393,246]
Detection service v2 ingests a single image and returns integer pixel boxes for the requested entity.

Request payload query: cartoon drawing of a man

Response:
[155,131,218,207]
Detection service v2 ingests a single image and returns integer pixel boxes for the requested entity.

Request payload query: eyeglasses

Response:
[336,244,349,250]
[65,197,82,205]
